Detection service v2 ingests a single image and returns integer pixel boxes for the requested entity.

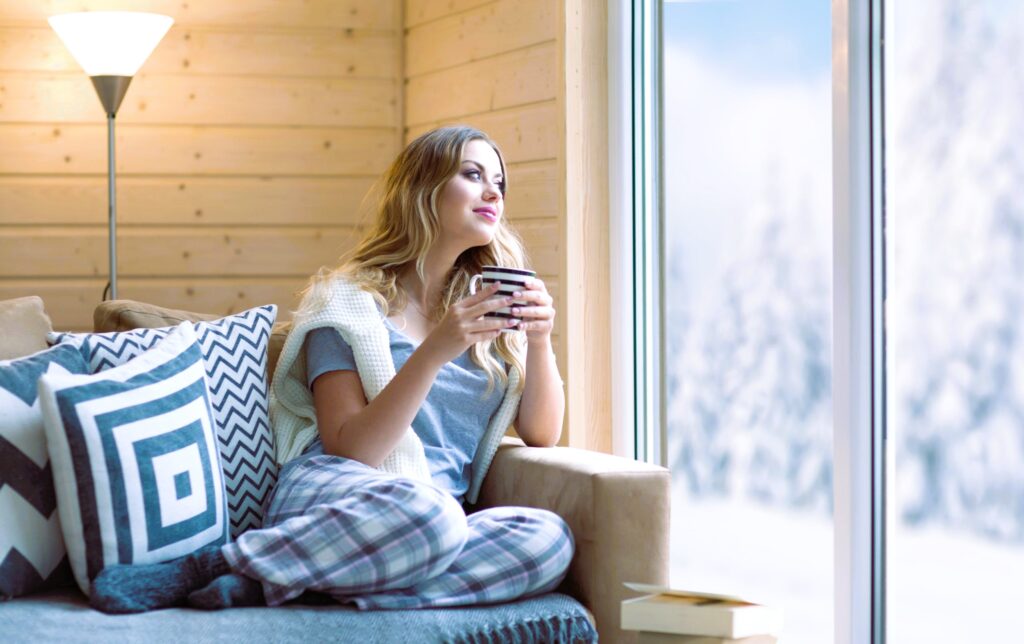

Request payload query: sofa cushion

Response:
[50,305,278,538]
[92,299,289,382]
[0,343,89,598]
[0,588,596,643]
[38,324,229,596]
[0,296,53,360]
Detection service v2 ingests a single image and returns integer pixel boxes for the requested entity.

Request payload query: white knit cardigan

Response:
[270,276,522,504]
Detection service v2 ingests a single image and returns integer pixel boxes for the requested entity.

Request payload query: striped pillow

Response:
[39,323,229,595]
[49,305,278,537]
[0,343,88,598]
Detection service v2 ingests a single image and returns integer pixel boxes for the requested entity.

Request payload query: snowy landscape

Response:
[663,0,1024,641]
[670,494,1024,643]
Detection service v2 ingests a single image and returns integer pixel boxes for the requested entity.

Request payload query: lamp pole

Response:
[91,75,132,301]
[107,112,117,300]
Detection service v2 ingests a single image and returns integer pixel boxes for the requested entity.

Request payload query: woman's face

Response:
[435,139,505,250]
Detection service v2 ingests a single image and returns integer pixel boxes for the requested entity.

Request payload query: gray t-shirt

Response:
[303,319,507,499]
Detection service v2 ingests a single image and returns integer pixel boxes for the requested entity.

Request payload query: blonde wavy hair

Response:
[298,126,528,395]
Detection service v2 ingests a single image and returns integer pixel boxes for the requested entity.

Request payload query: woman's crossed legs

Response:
[224,454,574,608]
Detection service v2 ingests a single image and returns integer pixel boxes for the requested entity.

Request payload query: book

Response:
[638,634,778,644]
[621,583,784,639]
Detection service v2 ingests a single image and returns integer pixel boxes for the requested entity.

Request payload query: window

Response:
[620,1,1024,641]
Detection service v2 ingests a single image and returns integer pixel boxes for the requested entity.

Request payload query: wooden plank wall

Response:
[0,0,402,330]
[0,0,609,451]
[403,0,565,374]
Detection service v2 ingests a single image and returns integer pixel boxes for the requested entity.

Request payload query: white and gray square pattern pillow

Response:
[39,323,229,595]
[49,305,278,538]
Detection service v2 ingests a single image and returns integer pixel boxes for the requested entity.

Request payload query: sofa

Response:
[0,296,670,643]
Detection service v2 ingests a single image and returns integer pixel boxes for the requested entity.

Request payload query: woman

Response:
[91,126,573,613]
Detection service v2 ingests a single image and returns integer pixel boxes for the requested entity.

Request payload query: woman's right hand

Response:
[420,282,516,364]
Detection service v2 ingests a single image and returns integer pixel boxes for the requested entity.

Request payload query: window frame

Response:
[609,0,665,465]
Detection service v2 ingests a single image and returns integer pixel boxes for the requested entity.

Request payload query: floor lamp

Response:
[49,12,173,301]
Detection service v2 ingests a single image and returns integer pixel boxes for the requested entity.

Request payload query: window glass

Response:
[662,2,833,642]
[884,1,1024,640]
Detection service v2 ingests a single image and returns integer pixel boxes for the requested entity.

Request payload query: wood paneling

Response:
[405,41,556,126]
[0,73,396,127]
[0,124,394,176]
[0,226,358,277]
[404,0,493,28]
[0,1,395,30]
[404,0,556,77]
[405,102,559,162]
[0,0,400,328]
[0,26,397,78]
[0,176,377,226]
[504,160,559,220]
[563,0,611,454]
[512,218,559,278]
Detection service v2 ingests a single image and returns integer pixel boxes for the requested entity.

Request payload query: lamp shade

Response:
[48,12,173,77]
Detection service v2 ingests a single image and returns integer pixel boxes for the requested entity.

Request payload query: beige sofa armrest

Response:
[477,437,670,643]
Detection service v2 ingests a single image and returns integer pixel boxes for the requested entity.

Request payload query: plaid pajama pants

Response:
[221,452,575,608]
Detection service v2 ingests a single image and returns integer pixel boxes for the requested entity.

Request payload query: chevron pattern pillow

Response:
[39,324,229,595]
[0,343,88,598]
[49,305,278,538]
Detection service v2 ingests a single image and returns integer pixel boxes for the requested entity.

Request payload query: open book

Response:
[621,583,784,639]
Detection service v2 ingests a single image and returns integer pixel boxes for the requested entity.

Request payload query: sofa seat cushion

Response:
[0,589,596,644]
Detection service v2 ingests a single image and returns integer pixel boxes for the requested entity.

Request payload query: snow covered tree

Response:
[668,166,832,513]
[888,0,1024,541]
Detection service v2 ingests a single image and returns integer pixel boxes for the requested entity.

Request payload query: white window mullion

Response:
[630,0,664,467]
[610,0,663,464]
[833,0,885,641]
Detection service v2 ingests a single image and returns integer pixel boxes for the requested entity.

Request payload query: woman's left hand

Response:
[511,277,555,344]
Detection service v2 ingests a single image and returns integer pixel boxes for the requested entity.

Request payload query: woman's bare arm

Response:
[510,277,564,446]
[514,336,564,447]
